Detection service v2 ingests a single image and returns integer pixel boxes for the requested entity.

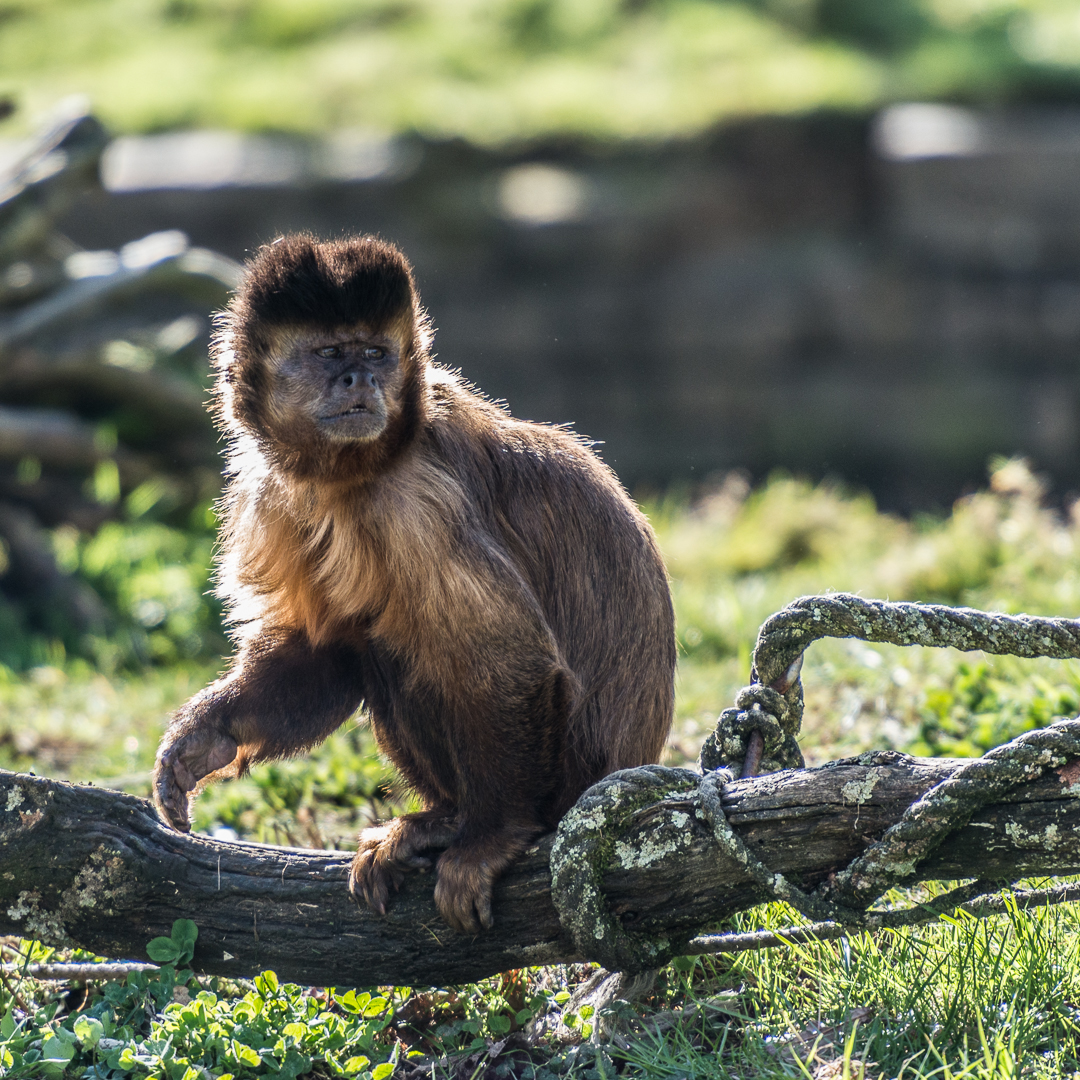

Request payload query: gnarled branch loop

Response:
[751,593,1080,743]
[550,766,701,973]
[824,715,1080,910]
[552,596,1080,971]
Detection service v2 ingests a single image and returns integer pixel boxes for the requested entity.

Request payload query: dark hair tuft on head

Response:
[234,234,416,341]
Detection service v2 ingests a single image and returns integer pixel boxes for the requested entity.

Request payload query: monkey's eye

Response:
[363,346,386,361]
[317,345,342,359]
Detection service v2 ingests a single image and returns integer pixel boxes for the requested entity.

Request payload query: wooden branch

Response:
[0,405,153,480]
[0,354,213,448]
[1,755,1079,987]
[0,240,240,348]
[0,107,108,263]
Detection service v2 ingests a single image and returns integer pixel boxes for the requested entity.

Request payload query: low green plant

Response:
[0,512,226,675]
[57,515,228,671]
[0,923,403,1079]
[145,918,198,967]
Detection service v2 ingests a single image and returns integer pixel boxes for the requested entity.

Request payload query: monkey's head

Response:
[215,234,429,474]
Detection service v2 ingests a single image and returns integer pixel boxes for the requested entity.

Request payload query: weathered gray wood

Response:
[1,754,1079,987]
[0,243,240,348]
[0,108,107,263]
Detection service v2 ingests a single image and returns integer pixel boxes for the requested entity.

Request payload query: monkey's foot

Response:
[153,728,238,832]
[433,846,501,934]
[350,815,457,916]
[432,828,538,933]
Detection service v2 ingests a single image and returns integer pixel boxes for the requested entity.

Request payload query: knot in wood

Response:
[698,693,804,775]
[734,685,791,731]
[549,765,700,973]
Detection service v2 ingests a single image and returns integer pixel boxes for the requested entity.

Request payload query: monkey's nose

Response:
[340,370,376,390]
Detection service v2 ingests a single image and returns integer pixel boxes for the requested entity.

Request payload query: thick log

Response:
[1,754,1079,987]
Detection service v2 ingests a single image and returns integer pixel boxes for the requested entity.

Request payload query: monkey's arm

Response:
[154,629,366,831]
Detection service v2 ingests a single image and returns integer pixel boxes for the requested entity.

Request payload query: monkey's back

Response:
[423,371,676,803]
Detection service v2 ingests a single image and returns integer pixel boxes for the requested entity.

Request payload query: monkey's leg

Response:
[425,664,573,933]
[154,630,365,832]
[349,809,458,916]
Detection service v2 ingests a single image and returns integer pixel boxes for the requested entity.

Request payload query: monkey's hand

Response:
[153,728,239,832]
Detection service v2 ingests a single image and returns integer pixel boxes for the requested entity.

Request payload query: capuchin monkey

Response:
[152,233,676,933]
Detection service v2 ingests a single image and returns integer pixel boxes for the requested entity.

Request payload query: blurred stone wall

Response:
[53,106,1080,508]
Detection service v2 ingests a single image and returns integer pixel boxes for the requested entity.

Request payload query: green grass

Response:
[613,890,1080,1077]
[2,0,1080,143]
[657,461,1080,767]
[5,458,1080,1076]
[5,893,1080,1076]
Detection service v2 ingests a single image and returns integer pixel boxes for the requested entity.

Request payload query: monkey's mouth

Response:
[323,403,369,419]
[318,401,388,442]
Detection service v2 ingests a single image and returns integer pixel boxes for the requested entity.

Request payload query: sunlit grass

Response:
[2,0,1079,142]
[616,887,1080,1076]
[654,460,1080,767]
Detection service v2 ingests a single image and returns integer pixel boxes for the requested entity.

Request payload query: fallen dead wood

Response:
[2,753,1080,987]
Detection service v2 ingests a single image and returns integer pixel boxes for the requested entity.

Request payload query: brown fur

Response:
[153,234,676,933]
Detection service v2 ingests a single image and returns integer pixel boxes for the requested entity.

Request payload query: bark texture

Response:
[1,754,1079,987]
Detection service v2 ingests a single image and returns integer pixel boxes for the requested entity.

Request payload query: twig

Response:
[0,962,160,982]
[688,881,1080,955]
[739,731,764,779]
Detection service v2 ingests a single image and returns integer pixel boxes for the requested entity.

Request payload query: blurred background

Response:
[8,0,1080,507]
[3,0,1080,828]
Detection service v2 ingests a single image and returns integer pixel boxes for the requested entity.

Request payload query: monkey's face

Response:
[267,328,406,446]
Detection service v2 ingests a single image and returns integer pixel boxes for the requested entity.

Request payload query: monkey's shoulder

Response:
[416,366,657,571]
[423,364,610,481]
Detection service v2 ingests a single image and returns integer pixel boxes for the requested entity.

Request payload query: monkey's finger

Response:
[350,874,384,915]
[159,795,191,832]
[152,769,191,832]
[157,743,196,793]
[347,855,368,900]
[364,871,389,916]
